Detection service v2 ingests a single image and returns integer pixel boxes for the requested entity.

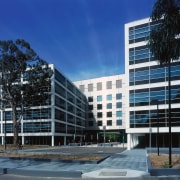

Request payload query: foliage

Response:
[148,0,180,64]
[105,133,120,142]
[0,39,53,146]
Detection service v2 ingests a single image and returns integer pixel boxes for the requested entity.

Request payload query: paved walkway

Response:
[0,147,148,178]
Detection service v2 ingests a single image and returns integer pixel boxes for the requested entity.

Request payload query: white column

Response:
[64,136,66,145]
[22,136,24,145]
[127,133,131,150]
[51,136,54,146]
[2,137,4,145]
[1,110,3,145]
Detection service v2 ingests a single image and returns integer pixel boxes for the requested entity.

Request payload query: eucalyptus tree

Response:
[0,39,53,147]
[148,0,180,167]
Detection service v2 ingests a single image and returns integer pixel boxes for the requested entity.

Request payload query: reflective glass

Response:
[116,120,122,126]
[107,103,112,109]
[116,111,122,117]
[97,95,102,102]
[116,102,122,108]
[116,93,122,100]
[106,94,112,101]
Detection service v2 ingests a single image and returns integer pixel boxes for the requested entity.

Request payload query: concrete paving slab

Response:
[0,148,149,178]
[82,168,150,179]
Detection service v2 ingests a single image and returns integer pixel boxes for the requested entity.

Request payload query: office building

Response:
[125,18,180,150]
[0,64,87,146]
[74,74,126,143]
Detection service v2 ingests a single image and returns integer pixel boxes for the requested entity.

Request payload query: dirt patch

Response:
[149,154,180,168]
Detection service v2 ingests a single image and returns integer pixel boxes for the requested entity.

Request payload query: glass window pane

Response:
[116,111,122,117]
[116,93,122,100]
[97,95,102,102]
[107,103,112,109]
[106,94,112,101]
[107,120,112,126]
[97,104,102,110]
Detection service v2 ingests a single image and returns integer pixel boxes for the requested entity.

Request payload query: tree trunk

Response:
[12,105,19,147]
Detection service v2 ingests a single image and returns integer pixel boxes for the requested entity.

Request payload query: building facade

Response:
[0,64,87,146]
[74,74,126,143]
[125,18,180,150]
[1,17,179,149]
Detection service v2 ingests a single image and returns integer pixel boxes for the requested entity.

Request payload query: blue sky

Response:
[0,0,156,81]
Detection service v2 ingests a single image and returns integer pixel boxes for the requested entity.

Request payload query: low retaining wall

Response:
[147,156,180,176]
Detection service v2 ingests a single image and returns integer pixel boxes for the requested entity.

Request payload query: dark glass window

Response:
[55,122,66,133]
[107,120,112,126]
[55,109,65,121]
[88,121,93,127]
[116,93,122,100]
[23,122,51,133]
[97,120,102,126]
[116,102,122,108]
[88,105,93,110]
[116,120,122,126]
[55,83,66,98]
[107,103,112,109]
[55,69,66,86]
[97,112,103,118]
[107,112,112,117]
[88,96,93,102]
[97,104,102,110]
[88,113,94,118]
[55,96,66,109]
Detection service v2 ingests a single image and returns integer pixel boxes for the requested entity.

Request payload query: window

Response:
[106,103,112,109]
[116,111,122,117]
[97,112,103,118]
[107,112,112,117]
[88,113,94,118]
[106,81,112,89]
[116,102,122,108]
[97,95,102,102]
[88,121,93,127]
[55,83,65,98]
[97,120,102,126]
[97,82,102,91]
[55,96,65,109]
[97,104,102,110]
[116,93,122,100]
[116,80,122,88]
[88,105,93,110]
[88,96,93,102]
[79,85,85,92]
[55,69,66,86]
[106,94,112,101]
[107,120,112,126]
[116,120,122,126]
[88,83,93,92]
